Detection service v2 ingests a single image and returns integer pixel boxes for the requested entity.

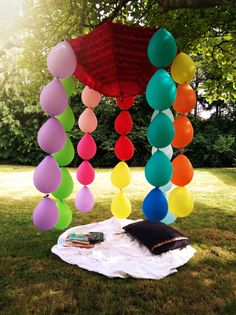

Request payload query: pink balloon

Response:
[76,161,95,185]
[77,133,97,160]
[78,108,97,133]
[33,156,61,193]
[40,79,67,116]
[81,86,101,108]
[75,186,94,212]
[37,118,66,154]
[33,197,59,231]
[47,41,77,79]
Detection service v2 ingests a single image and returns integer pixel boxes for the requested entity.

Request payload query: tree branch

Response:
[100,0,131,24]
[156,0,234,12]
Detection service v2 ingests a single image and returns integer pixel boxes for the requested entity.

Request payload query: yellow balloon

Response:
[170,52,196,84]
[168,186,193,217]
[111,191,131,219]
[111,161,131,189]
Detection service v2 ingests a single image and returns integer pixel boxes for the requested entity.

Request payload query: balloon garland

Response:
[33,41,77,231]
[143,28,196,223]
[110,97,135,219]
[75,86,101,212]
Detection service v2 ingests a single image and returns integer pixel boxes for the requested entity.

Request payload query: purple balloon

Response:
[75,186,94,212]
[33,156,61,193]
[37,118,66,154]
[40,79,67,116]
[33,197,59,231]
[47,41,77,79]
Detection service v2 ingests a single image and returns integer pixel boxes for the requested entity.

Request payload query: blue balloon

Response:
[159,181,173,193]
[161,210,177,225]
[146,69,176,110]
[145,151,173,187]
[142,188,168,221]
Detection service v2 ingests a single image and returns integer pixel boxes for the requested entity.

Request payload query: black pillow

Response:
[123,220,190,255]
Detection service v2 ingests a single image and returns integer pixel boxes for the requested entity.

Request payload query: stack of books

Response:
[65,232,104,248]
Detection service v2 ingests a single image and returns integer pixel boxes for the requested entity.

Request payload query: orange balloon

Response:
[171,154,194,186]
[173,84,196,114]
[172,116,194,148]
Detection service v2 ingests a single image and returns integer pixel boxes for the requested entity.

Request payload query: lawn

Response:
[0,165,235,315]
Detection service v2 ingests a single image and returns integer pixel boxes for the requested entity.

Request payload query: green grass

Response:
[0,165,236,315]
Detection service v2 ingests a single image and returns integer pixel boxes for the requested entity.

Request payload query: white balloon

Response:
[151,108,174,122]
[151,145,173,160]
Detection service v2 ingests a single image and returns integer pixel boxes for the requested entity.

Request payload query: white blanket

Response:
[51,217,196,279]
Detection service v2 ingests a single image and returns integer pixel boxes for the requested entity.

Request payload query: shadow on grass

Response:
[207,168,236,186]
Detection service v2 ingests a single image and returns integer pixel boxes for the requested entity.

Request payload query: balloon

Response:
[145,151,172,187]
[40,79,67,116]
[78,108,98,133]
[56,105,75,132]
[172,116,194,148]
[147,113,174,148]
[159,180,173,193]
[111,191,131,219]
[171,52,196,84]
[168,186,194,217]
[81,86,101,108]
[147,28,177,68]
[116,96,135,110]
[33,197,59,231]
[171,154,194,186]
[33,156,61,193]
[111,161,131,189]
[52,135,75,166]
[114,111,133,135]
[114,136,134,161]
[146,69,176,110]
[37,118,66,154]
[76,161,95,185]
[61,77,75,97]
[77,133,97,160]
[47,41,77,79]
[52,167,74,199]
[173,84,196,114]
[152,144,173,160]
[161,210,177,225]
[151,108,174,122]
[142,188,168,221]
[75,186,94,212]
[54,200,72,230]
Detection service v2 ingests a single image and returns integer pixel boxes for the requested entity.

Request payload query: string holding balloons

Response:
[75,86,101,213]
[110,96,135,219]
[33,41,77,231]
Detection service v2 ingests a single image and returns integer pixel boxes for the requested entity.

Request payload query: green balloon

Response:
[147,113,174,148]
[146,69,176,110]
[53,135,75,166]
[145,151,172,187]
[54,200,72,230]
[60,77,75,97]
[147,28,177,68]
[52,167,74,199]
[56,105,75,132]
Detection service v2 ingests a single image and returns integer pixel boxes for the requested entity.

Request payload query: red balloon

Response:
[114,111,133,135]
[116,96,135,109]
[114,136,134,161]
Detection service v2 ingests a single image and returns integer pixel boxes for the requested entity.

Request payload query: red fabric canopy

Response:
[69,21,157,98]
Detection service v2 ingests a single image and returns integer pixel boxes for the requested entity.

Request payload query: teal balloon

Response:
[54,200,72,230]
[147,113,174,148]
[52,167,74,199]
[161,210,177,225]
[52,135,75,166]
[147,28,177,68]
[146,69,176,110]
[145,151,172,187]
[56,105,75,131]
[60,77,75,97]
